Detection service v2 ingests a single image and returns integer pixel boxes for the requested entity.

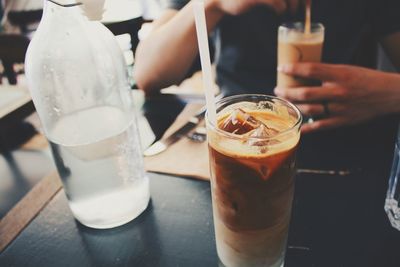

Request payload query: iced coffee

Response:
[277,23,324,87]
[207,95,302,267]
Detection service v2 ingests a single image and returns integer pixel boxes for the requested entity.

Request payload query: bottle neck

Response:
[39,0,87,31]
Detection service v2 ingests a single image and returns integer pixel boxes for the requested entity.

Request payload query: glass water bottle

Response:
[25,0,150,229]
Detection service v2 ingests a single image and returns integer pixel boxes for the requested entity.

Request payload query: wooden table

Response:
[1,96,400,266]
[101,0,142,25]
[0,83,33,128]
[1,166,400,267]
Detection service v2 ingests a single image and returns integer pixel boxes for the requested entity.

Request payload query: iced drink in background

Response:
[385,124,400,231]
[277,22,324,87]
[207,95,302,267]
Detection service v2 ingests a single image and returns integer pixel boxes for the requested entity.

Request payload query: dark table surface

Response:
[2,167,400,267]
[1,96,400,267]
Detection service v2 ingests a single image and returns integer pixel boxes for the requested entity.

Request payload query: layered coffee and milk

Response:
[277,23,324,87]
[207,99,301,267]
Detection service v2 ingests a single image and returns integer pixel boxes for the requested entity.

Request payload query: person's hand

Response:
[274,63,400,133]
[210,0,299,15]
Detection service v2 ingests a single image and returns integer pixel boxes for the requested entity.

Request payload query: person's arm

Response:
[134,1,223,93]
[134,0,295,94]
[275,63,400,133]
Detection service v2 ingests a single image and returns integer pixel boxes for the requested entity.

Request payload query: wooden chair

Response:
[7,9,43,34]
[0,34,30,85]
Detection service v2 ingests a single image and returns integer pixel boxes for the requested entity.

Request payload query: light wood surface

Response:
[144,103,211,181]
[0,84,31,120]
[0,171,62,252]
[101,0,142,24]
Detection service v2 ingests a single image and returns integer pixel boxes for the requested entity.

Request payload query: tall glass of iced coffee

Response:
[277,23,324,87]
[206,95,302,267]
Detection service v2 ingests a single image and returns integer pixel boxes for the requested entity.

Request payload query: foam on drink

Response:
[277,22,324,88]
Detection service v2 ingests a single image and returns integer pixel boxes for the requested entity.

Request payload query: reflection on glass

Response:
[385,124,400,231]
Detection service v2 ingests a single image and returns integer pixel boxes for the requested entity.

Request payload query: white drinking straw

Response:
[193,0,217,124]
